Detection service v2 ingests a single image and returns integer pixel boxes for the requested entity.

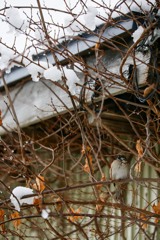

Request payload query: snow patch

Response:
[10,186,34,212]
[44,66,80,94]
[44,66,62,81]
[63,67,80,94]
[41,208,50,219]
[26,61,52,82]
[132,26,144,43]
[84,6,98,31]
[64,15,83,35]
[74,63,83,72]
[6,7,29,35]
[35,28,46,42]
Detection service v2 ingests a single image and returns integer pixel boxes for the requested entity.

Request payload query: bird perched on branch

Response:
[110,155,129,200]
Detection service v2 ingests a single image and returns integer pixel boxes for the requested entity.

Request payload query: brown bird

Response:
[110,155,129,199]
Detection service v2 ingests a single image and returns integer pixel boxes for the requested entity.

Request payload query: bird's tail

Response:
[115,183,122,200]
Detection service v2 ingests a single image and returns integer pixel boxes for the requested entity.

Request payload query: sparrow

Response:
[110,155,129,200]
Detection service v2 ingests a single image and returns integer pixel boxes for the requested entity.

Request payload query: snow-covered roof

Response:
[0,0,158,134]
[0,0,158,86]
[0,11,141,87]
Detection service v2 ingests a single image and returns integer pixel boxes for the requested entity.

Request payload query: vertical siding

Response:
[89,160,159,240]
[7,158,159,239]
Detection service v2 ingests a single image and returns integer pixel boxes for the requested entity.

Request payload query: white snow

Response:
[41,208,51,219]
[0,0,159,77]
[44,66,62,81]
[26,61,52,82]
[132,26,144,43]
[74,63,83,72]
[10,186,34,212]
[44,66,80,94]
[64,15,84,35]
[34,28,46,42]
[63,67,80,94]
[84,6,98,31]
[5,7,29,35]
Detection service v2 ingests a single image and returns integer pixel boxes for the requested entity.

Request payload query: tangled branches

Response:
[0,0,160,239]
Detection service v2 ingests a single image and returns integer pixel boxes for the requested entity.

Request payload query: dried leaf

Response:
[95,41,100,50]
[152,202,160,214]
[0,209,5,220]
[135,140,143,172]
[84,158,90,172]
[81,144,85,154]
[10,212,21,230]
[143,84,160,117]
[152,202,160,223]
[74,207,82,220]
[56,198,61,211]
[134,161,142,172]
[84,153,94,173]
[87,145,91,151]
[100,193,105,202]
[33,196,42,213]
[97,173,105,191]
[154,218,159,223]
[35,175,45,192]
[0,210,5,233]
[33,196,41,206]
[32,183,38,190]
[82,143,90,154]
[67,207,82,222]
[139,210,147,229]
[136,140,143,157]
[96,204,103,212]
[143,84,154,98]
[67,209,75,223]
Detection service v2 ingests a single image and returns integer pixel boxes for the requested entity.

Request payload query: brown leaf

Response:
[33,196,41,206]
[154,218,159,223]
[100,193,105,202]
[0,210,5,233]
[152,202,160,214]
[74,207,82,221]
[152,202,160,223]
[135,140,143,172]
[139,210,147,229]
[32,183,38,190]
[10,212,21,230]
[34,175,45,192]
[96,204,103,212]
[33,196,42,213]
[134,161,142,172]
[97,173,105,191]
[136,140,143,157]
[67,209,75,223]
[84,158,90,172]
[143,84,154,98]
[84,154,94,173]
[143,84,160,117]
[67,207,82,222]
[87,145,91,151]
[95,41,100,50]
[81,144,85,154]
[82,143,91,154]
[56,198,61,211]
